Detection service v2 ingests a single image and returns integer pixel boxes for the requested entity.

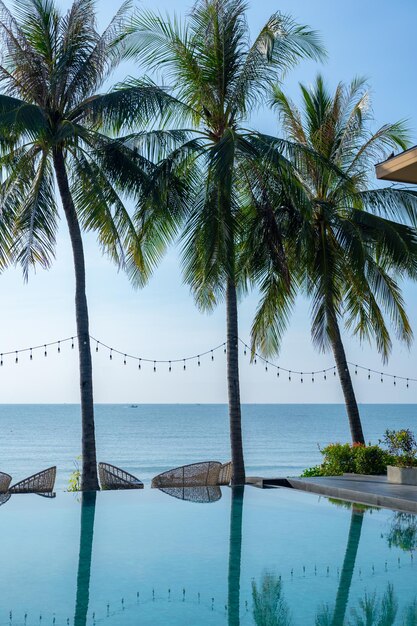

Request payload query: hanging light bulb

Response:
[124,354,127,365]
[355,365,358,375]
[110,349,113,361]
[30,348,33,361]
[312,373,314,383]
[288,371,291,381]
[198,356,201,366]
[1,354,3,366]
[183,359,186,371]
[153,361,156,372]
[138,359,141,370]
[368,369,371,380]
[58,341,61,354]
[277,368,280,378]
[15,351,18,364]
[244,345,247,356]
[211,351,214,361]
[301,372,303,383]
[224,344,226,354]
[407,379,409,388]
[381,373,383,383]
[71,338,74,349]
[169,361,172,372]
[44,345,47,357]
[265,362,268,372]
[394,377,396,386]
[96,342,99,353]
[324,370,327,380]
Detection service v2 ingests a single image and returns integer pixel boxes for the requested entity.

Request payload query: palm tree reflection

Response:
[228,486,244,626]
[74,492,96,626]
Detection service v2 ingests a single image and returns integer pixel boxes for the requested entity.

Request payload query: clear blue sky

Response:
[1,0,417,403]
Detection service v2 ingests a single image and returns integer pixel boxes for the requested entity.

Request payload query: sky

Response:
[1,0,417,403]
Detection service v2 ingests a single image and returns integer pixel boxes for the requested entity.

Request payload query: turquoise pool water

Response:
[1,487,416,625]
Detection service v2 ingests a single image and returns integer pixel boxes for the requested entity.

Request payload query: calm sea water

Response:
[1,403,416,490]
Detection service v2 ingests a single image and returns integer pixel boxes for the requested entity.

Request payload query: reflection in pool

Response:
[1,487,417,625]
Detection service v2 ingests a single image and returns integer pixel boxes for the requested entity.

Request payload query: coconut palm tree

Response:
[250,76,417,444]
[0,0,177,489]
[124,0,325,484]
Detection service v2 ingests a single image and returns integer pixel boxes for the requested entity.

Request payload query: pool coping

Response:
[246,475,417,514]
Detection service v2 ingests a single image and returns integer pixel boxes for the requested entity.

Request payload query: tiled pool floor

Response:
[1,487,416,625]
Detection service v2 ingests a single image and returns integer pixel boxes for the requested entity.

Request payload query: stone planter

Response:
[387,465,417,486]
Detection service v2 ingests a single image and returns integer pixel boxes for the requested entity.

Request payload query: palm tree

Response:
[0,0,176,489]
[125,0,325,484]
[250,76,417,444]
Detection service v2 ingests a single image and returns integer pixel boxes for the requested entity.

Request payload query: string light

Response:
[0,333,413,390]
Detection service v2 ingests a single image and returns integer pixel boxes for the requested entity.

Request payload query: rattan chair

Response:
[0,471,11,493]
[218,461,233,485]
[9,466,56,494]
[98,462,144,490]
[151,461,222,488]
[0,493,10,507]
[158,485,222,503]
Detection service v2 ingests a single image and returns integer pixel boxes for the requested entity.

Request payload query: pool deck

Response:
[246,474,417,513]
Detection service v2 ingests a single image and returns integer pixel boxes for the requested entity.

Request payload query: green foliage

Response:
[382,429,417,467]
[302,442,393,477]
[354,445,389,475]
[300,465,323,477]
[67,456,81,492]
[387,513,417,553]
[252,572,292,626]
[321,443,356,475]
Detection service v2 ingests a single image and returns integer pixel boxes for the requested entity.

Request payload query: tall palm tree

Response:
[250,76,417,444]
[125,0,325,484]
[0,0,176,489]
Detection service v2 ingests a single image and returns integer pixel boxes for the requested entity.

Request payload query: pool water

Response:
[1,487,416,625]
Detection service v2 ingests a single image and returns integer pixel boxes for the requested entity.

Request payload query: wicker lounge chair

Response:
[218,461,233,485]
[0,471,11,493]
[159,485,222,503]
[151,461,222,488]
[98,462,144,490]
[9,466,56,494]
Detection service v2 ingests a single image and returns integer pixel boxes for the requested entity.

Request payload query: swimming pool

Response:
[1,487,416,625]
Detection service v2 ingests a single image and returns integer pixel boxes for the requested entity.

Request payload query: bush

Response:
[321,443,355,476]
[301,442,391,477]
[354,445,389,475]
[300,465,323,477]
[382,429,417,467]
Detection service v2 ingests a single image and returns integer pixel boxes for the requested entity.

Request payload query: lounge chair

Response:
[0,471,11,493]
[98,462,143,490]
[218,461,233,485]
[9,466,56,494]
[159,485,222,503]
[151,461,222,488]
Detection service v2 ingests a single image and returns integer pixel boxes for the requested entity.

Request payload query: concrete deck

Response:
[247,474,417,513]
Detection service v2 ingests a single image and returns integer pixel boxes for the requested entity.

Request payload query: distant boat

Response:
[130,404,139,408]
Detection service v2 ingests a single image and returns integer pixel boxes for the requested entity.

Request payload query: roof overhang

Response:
[375,145,417,184]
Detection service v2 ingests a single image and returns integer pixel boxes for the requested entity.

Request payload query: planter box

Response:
[387,465,417,486]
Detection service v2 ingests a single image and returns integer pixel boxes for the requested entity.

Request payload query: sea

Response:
[0,403,416,491]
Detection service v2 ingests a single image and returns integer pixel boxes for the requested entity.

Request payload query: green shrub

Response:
[354,445,388,475]
[300,465,323,477]
[321,443,355,476]
[300,442,392,477]
[382,429,417,467]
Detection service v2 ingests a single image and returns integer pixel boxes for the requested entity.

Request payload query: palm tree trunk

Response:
[75,491,97,625]
[330,319,365,445]
[332,509,364,626]
[226,277,245,485]
[228,486,244,626]
[53,148,99,491]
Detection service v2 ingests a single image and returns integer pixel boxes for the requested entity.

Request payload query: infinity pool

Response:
[1,487,416,625]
